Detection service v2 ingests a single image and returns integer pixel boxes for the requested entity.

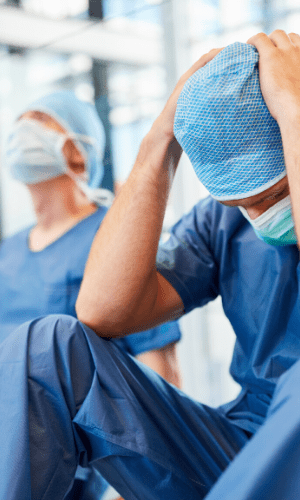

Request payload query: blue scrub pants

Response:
[65,466,110,500]
[0,315,298,500]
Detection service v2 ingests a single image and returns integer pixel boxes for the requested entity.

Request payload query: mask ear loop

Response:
[75,179,114,207]
[61,131,98,189]
[62,135,113,206]
[67,133,102,184]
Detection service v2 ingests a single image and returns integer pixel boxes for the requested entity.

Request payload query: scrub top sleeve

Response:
[115,321,182,357]
[156,197,219,314]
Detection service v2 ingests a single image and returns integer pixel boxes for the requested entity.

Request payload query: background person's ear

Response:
[63,138,85,175]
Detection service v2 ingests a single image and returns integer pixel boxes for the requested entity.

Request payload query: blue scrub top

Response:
[157,196,300,434]
[0,207,181,352]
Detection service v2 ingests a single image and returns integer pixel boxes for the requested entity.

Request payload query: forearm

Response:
[76,48,221,336]
[76,126,182,336]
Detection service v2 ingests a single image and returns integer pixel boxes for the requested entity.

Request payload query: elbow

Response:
[76,297,128,338]
[76,313,124,338]
[76,317,111,338]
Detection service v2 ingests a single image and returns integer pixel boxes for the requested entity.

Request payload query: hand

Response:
[248,30,300,126]
[156,48,223,138]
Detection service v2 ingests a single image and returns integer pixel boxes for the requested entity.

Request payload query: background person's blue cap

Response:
[23,91,105,188]
[174,42,286,201]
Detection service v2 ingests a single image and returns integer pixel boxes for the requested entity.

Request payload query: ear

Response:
[63,138,85,175]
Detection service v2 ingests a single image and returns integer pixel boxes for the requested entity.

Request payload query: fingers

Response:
[247,32,276,54]
[199,47,224,66]
[289,32,300,47]
[191,48,223,73]
[269,29,293,48]
[182,48,224,83]
[248,30,300,53]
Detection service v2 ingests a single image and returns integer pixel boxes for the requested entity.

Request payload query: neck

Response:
[27,175,97,251]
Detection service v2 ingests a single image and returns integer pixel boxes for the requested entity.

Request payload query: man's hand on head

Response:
[248,30,300,127]
[248,30,300,246]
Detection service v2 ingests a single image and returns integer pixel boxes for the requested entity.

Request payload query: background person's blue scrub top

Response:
[0,207,181,353]
[157,195,300,434]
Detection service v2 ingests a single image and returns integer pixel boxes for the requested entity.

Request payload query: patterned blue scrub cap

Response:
[174,42,286,201]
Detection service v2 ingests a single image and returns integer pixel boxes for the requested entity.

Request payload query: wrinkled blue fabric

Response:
[174,42,286,200]
[0,315,249,500]
[205,357,300,500]
[20,91,106,188]
[157,196,300,433]
[2,314,300,499]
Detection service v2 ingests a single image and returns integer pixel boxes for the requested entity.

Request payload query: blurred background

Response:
[0,0,297,405]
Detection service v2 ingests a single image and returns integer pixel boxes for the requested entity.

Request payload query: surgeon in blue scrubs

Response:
[0,91,181,499]
[2,29,300,499]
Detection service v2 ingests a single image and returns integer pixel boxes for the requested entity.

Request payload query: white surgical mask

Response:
[239,195,297,246]
[6,119,92,185]
[5,119,113,206]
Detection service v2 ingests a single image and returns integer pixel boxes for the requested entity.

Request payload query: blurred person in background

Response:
[0,90,182,500]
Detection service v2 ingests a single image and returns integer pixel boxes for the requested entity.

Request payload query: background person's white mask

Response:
[5,119,92,185]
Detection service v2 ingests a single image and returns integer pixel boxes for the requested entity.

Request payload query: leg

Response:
[206,358,300,500]
[0,315,249,500]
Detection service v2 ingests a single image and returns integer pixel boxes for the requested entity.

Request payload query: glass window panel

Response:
[285,12,300,33]
[219,0,260,28]
[188,0,219,39]
[23,0,88,18]
[103,0,161,24]
[274,0,300,13]
[108,62,166,182]
[218,23,263,46]
[190,23,262,62]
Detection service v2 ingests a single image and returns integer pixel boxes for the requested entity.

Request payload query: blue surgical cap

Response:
[174,42,286,201]
[22,91,105,188]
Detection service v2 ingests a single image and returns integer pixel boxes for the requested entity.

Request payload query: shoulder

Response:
[0,228,30,270]
[80,206,108,230]
[94,205,109,222]
[169,196,246,249]
[55,206,109,266]
[191,196,243,228]
[70,206,108,242]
